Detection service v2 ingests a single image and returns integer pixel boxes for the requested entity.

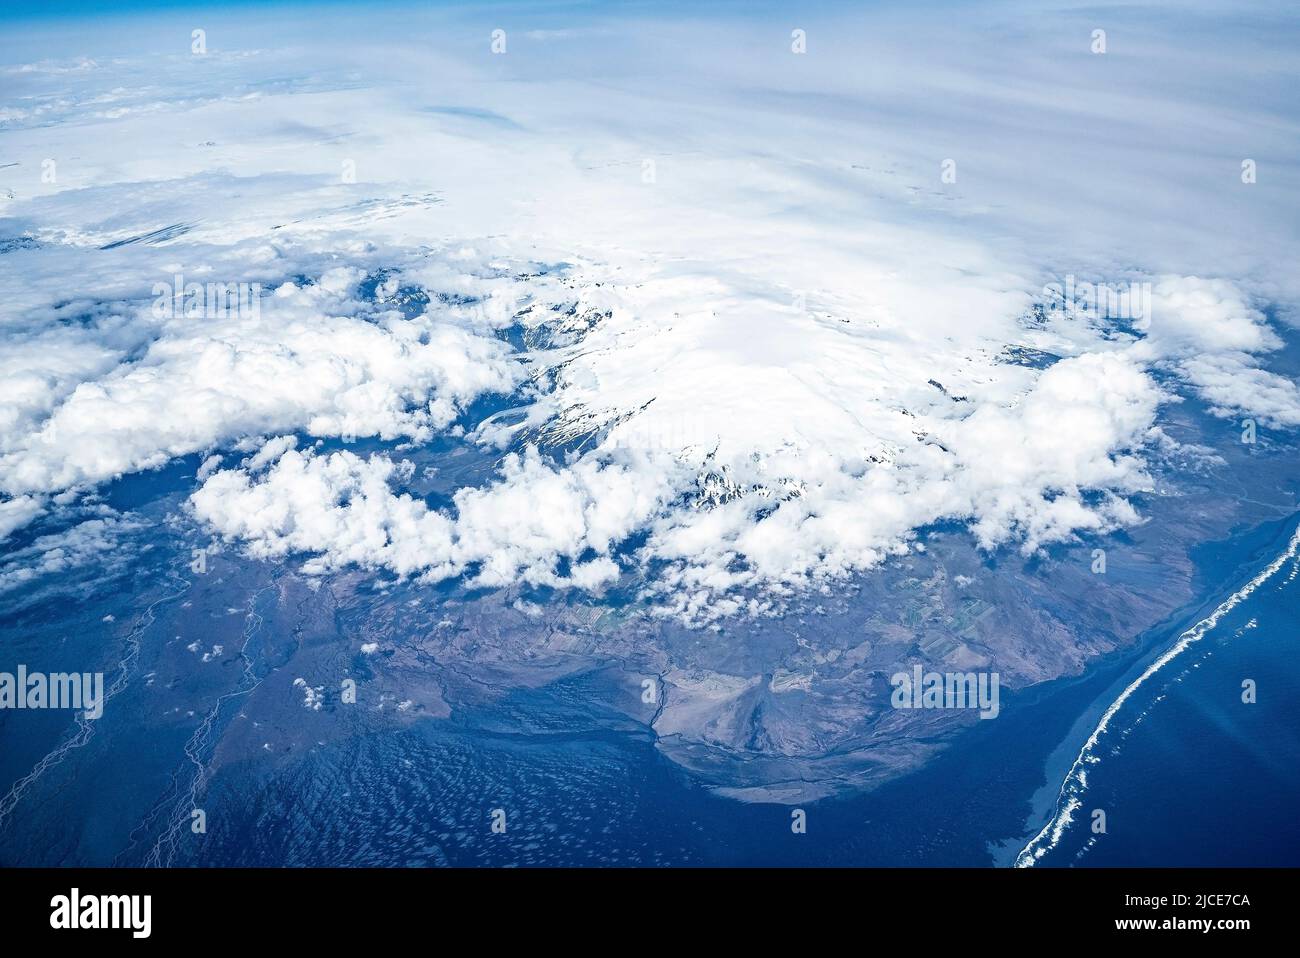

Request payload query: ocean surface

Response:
[1009,514,1300,867]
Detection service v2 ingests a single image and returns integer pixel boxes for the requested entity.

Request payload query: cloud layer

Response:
[3,1,1299,620]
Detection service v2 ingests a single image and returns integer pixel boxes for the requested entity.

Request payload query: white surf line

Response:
[0,573,191,834]
[1014,519,1300,868]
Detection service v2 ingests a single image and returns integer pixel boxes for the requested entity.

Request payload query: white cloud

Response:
[0,514,145,593]
[0,494,43,541]
[1178,353,1300,427]
[191,444,675,591]
[196,454,224,481]
[0,262,524,500]
[192,349,1162,623]
[1112,275,1300,427]
[2,1,1298,618]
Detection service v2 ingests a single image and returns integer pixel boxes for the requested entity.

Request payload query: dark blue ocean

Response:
[1006,514,1300,867]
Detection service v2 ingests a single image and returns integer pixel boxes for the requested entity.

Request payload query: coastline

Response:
[996,510,1300,868]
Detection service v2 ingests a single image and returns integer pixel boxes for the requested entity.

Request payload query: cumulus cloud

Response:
[3,0,1299,618]
[0,262,524,499]
[192,347,1164,623]
[191,443,676,592]
[1177,353,1300,427]
[0,514,145,594]
[0,494,43,541]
